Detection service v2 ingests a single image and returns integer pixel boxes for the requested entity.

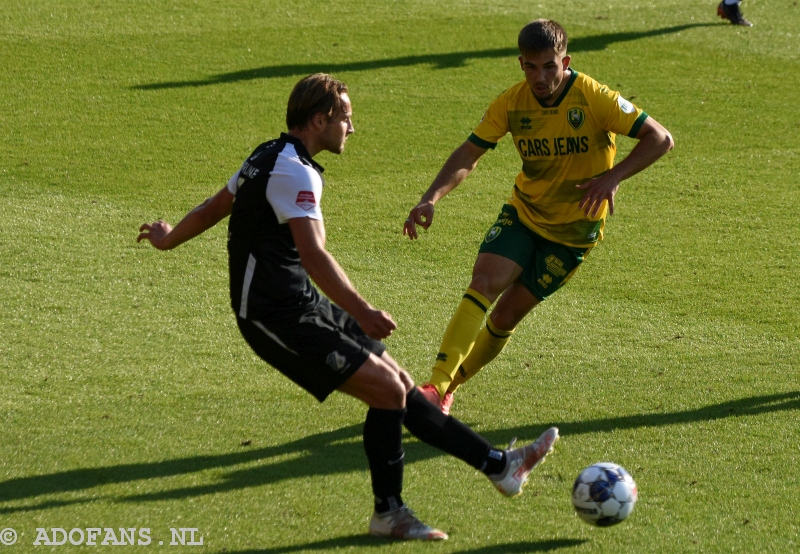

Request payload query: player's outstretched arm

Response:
[137,186,234,250]
[289,216,397,340]
[577,117,673,217]
[403,140,487,239]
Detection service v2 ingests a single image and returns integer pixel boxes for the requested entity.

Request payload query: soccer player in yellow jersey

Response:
[403,19,674,414]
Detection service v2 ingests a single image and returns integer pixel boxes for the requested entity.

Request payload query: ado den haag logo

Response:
[484,226,502,243]
[567,108,585,130]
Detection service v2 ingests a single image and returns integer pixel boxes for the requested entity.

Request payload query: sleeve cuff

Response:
[627,112,648,138]
[468,133,497,150]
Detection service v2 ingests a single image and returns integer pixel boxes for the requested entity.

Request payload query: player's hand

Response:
[403,202,434,240]
[576,176,620,218]
[137,220,173,250]
[357,308,397,340]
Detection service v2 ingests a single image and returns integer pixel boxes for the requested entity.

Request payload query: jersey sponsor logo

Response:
[326,350,348,373]
[295,191,316,211]
[617,96,635,114]
[494,213,515,227]
[240,160,260,179]
[484,226,502,243]
[519,138,550,157]
[518,136,589,157]
[567,108,585,130]
[552,136,589,156]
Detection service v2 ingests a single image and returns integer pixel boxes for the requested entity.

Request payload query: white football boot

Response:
[368,505,448,541]
[488,427,559,497]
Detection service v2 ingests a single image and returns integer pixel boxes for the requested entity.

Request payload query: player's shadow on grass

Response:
[1,390,797,511]
[484,390,800,446]
[0,423,364,512]
[0,498,94,515]
[223,537,587,553]
[133,23,714,90]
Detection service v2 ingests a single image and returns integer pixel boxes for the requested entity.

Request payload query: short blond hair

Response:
[286,73,349,130]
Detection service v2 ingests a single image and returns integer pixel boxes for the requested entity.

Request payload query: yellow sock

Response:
[448,317,515,393]
[428,288,491,398]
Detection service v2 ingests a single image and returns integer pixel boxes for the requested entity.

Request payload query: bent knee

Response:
[397,369,415,393]
[469,273,508,302]
[372,373,407,409]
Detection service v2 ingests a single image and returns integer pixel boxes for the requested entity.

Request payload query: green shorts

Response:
[478,204,592,301]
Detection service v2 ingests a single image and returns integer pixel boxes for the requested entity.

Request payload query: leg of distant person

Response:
[717,0,753,26]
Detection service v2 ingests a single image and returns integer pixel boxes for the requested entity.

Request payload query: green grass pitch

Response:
[1,0,798,551]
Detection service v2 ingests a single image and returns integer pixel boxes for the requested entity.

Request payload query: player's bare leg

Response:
[487,280,540,330]
[338,353,407,409]
[468,253,525,304]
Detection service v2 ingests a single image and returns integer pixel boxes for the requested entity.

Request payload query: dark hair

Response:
[286,73,349,130]
[518,19,568,55]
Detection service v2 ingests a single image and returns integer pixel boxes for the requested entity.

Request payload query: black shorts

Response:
[236,298,386,402]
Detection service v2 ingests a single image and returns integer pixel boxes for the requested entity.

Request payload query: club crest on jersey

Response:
[295,191,316,211]
[567,108,585,130]
[485,226,502,243]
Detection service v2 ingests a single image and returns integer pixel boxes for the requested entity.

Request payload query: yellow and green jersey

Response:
[469,70,648,247]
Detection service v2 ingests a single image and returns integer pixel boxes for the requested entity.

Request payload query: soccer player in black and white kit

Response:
[138,73,558,541]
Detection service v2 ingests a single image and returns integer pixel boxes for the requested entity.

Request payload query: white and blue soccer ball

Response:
[572,462,638,526]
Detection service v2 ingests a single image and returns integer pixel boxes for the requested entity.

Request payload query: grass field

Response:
[1,0,799,552]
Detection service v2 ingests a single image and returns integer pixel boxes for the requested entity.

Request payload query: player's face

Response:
[519,49,571,103]
[321,93,354,154]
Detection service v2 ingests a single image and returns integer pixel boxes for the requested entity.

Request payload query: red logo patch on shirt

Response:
[295,191,316,211]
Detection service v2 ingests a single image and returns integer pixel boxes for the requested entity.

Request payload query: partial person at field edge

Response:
[717,0,753,26]
[138,73,559,542]
[403,20,674,415]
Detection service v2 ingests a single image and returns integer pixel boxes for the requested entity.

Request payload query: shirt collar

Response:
[280,132,325,173]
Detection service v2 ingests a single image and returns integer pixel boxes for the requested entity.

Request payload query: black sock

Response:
[364,408,405,513]
[403,387,506,475]
[484,447,506,476]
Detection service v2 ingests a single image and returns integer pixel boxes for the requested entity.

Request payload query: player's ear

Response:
[310,111,327,131]
[518,55,524,70]
[561,55,571,70]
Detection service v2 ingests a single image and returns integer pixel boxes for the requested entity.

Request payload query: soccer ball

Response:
[572,462,638,526]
